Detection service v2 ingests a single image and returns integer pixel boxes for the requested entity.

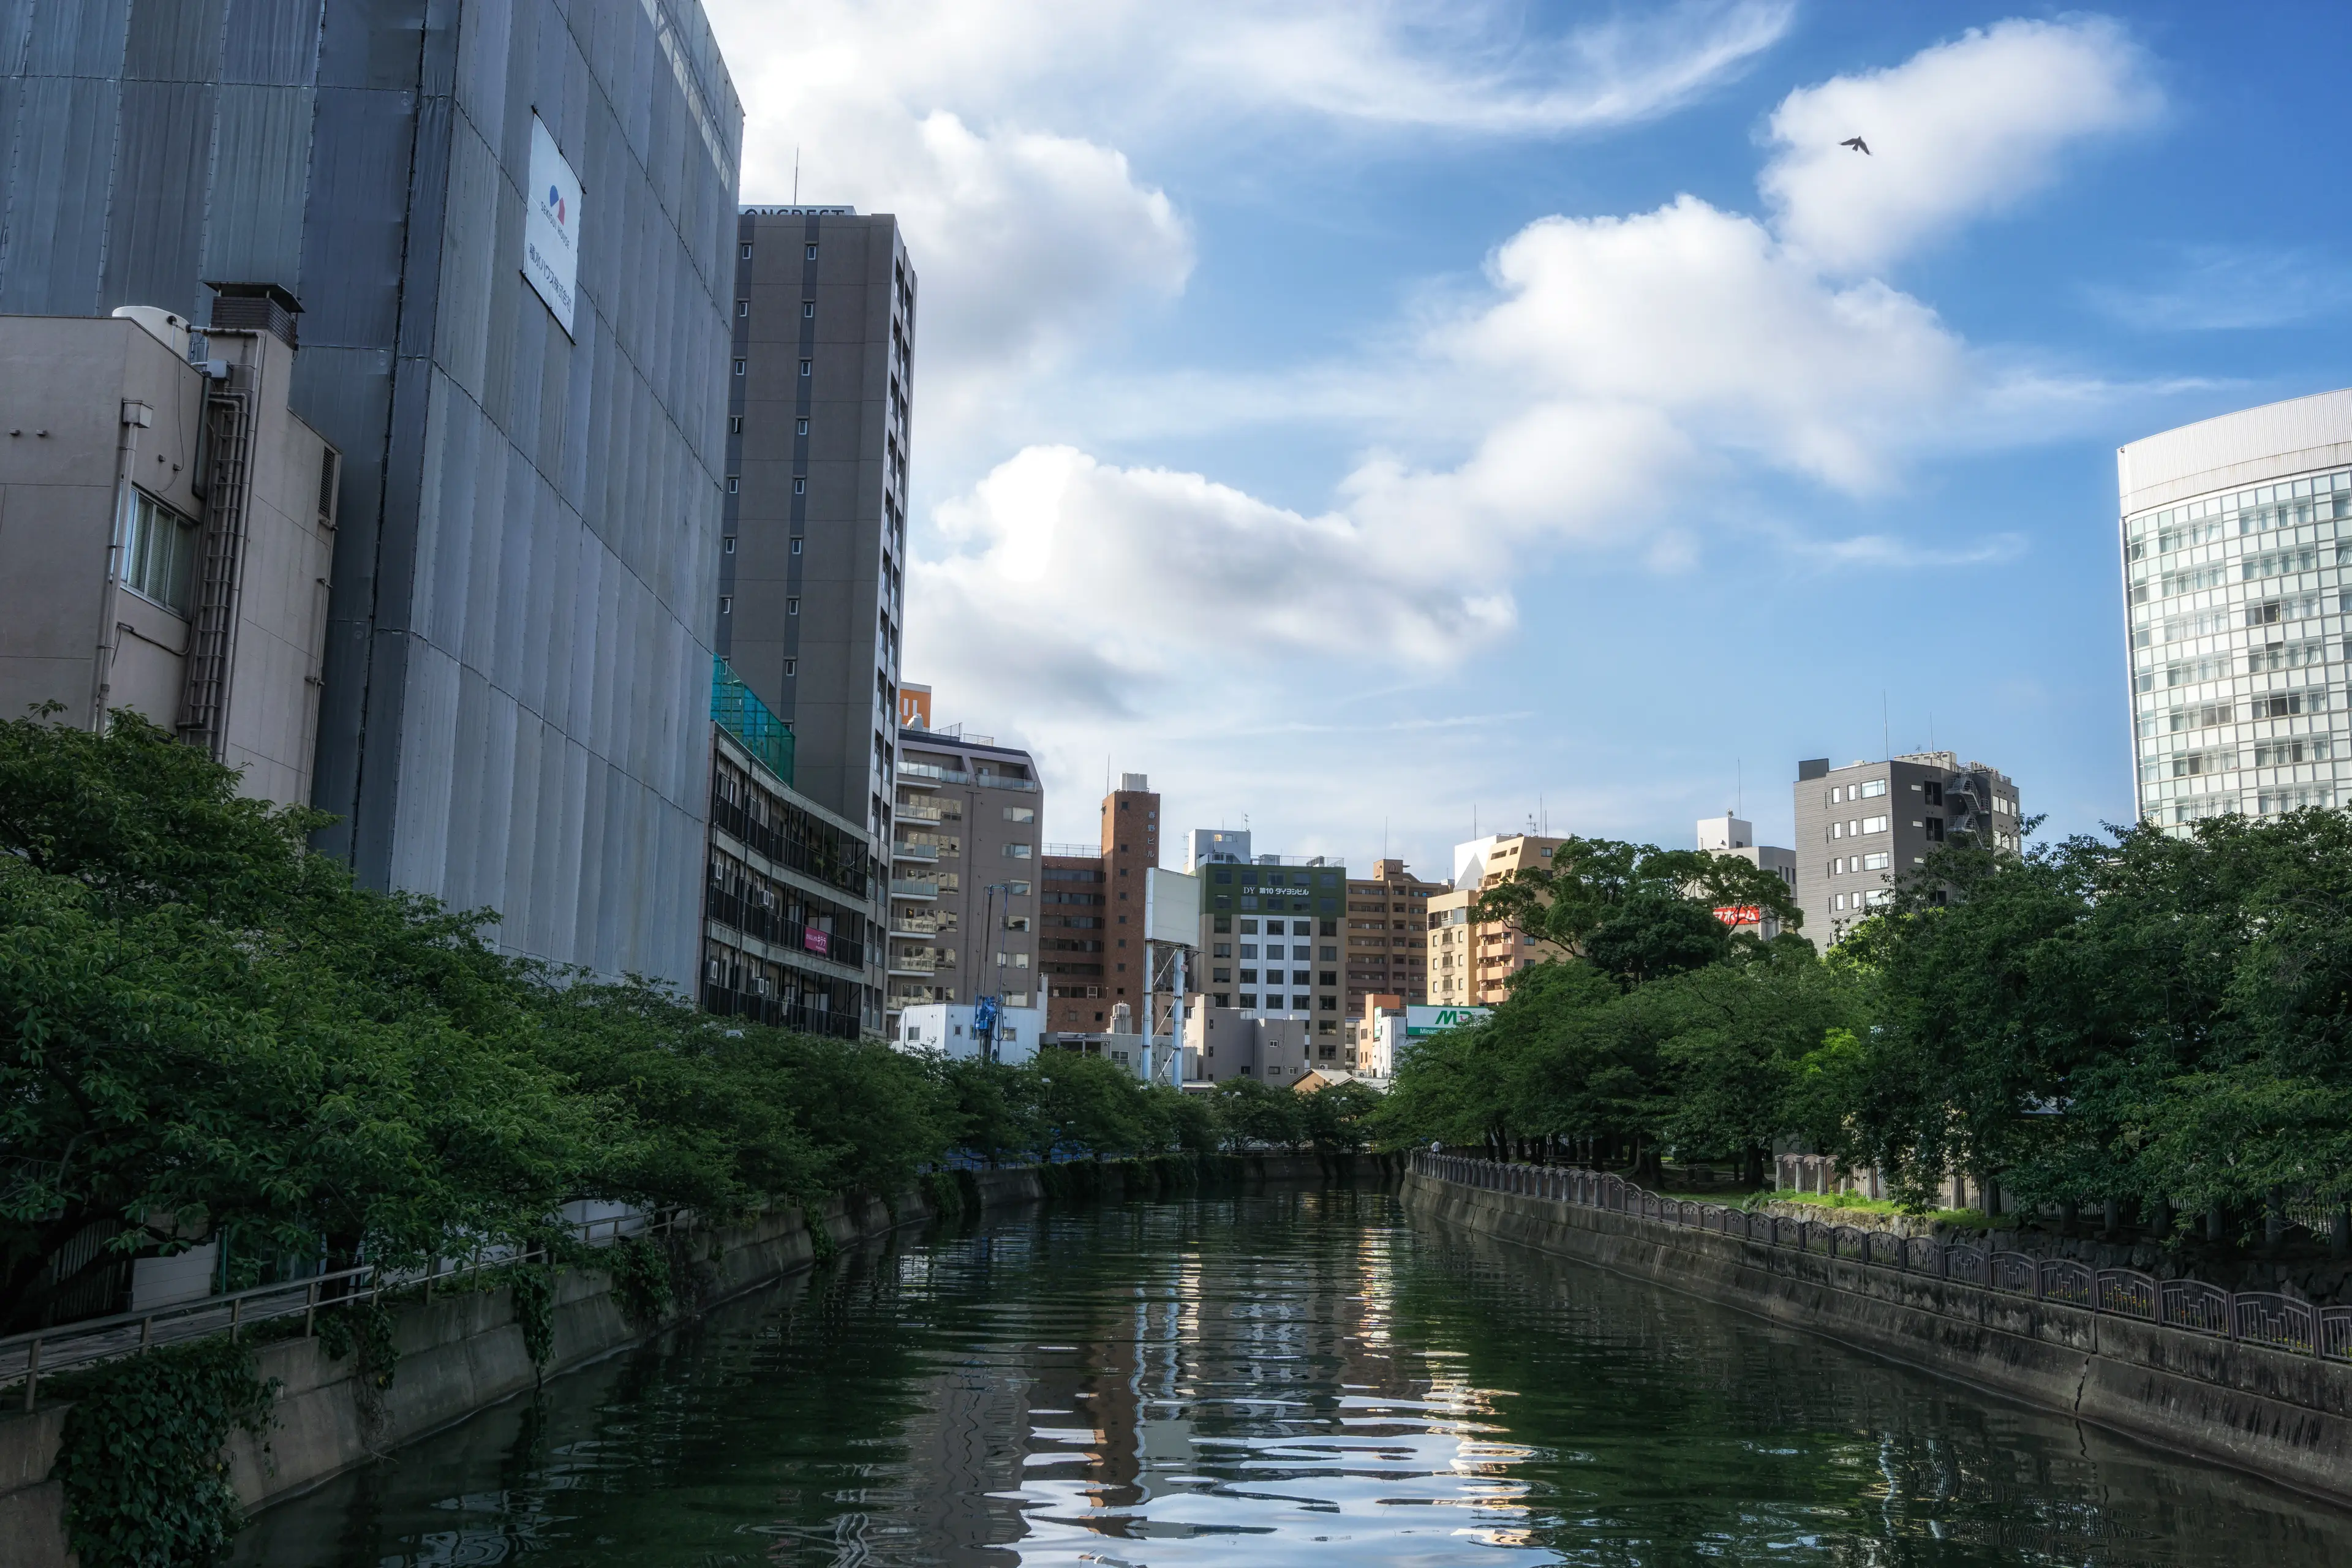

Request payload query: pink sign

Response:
[804,927,830,956]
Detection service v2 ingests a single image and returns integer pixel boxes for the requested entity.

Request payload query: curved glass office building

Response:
[2119,391,2352,831]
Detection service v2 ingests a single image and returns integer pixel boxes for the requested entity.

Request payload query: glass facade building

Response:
[2120,391,2352,831]
[0,0,743,983]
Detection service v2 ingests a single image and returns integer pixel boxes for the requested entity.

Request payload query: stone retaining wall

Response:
[1403,1171,2352,1509]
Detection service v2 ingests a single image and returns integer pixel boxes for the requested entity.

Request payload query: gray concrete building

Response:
[0,0,742,986]
[719,208,912,840]
[1793,753,2022,945]
[0,306,337,805]
[2119,391,2352,831]
[890,726,1041,1023]
[1180,1006,1314,1086]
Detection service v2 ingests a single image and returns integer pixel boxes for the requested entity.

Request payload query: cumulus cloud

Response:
[908,19,2168,740]
[1760,17,2159,274]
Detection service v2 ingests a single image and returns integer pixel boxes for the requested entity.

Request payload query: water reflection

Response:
[233,1188,2352,1567]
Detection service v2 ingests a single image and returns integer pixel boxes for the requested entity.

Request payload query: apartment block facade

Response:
[0,307,337,808]
[702,683,884,1039]
[1342,859,1442,1014]
[722,209,913,842]
[1426,833,1569,1006]
[890,729,1041,1022]
[1792,753,2022,944]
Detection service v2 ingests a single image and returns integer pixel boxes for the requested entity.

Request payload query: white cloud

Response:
[2089,246,2352,331]
[1760,17,2159,273]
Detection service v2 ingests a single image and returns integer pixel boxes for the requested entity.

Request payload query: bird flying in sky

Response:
[1841,137,1871,154]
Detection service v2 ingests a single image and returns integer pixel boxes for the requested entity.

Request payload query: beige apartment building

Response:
[0,300,337,803]
[1426,832,1570,1006]
[891,725,1042,1023]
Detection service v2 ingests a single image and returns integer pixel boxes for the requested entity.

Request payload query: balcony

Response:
[897,762,966,788]
[888,983,956,1008]
[891,878,940,900]
[974,772,1039,792]
[892,913,954,937]
[889,954,940,976]
[892,839,939,863]
[897,800,949,823]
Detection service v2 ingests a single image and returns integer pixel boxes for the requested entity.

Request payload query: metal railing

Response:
[1,1208,686,1411]
[1411,1153,2352,1365]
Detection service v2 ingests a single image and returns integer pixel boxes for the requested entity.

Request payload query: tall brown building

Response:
[1342,859,1444,1017]
[1045,772,1161,1031]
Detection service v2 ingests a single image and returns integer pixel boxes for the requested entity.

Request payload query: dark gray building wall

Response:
[0,0,742,984]
[1792,753,2022,946]
[719,208,911,837]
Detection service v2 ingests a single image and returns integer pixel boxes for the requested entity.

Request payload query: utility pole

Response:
[976,881,1010,1062]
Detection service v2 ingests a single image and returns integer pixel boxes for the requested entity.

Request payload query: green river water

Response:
[232,1185,2352,1567]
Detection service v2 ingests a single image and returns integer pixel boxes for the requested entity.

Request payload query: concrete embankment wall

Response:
[0,1151,1376,1567]
[1403,1172,2352,1509]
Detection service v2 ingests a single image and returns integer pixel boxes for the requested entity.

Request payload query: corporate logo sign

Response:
[524,115,582,337]
[1405,1005,1490,1038]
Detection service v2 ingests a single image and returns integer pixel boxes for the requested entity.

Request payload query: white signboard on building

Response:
[524,116,582,337]
[1145,867,1202,948]
[1405,1004,1491,1037]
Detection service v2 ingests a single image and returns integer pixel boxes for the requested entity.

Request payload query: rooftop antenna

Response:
[1736,759,1742,817]
[1882,691,1890,763]
[792,146,801,205]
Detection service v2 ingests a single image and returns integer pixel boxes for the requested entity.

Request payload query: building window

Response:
[1004,806,1035,822]
[728,415,743,434]
[1009,880,1032,895]
[799,360,812,376]
[793,478,806,494]
[1239,994,1257,1009]
[790,537,802,555]
[797,418,809,435]
[736,300,748,317]
[726,477,739,493]
[1859,778,1887,798]
[805,243,818,260]
[783,659,796,676]
[802,300,815,317]
[118,491,199,613]
[1005,843,1033,859]
[740,243,752,259]
[787,598,800,614]
[733,359,745,375]
[719,596,732,614]
[723,535,735,554]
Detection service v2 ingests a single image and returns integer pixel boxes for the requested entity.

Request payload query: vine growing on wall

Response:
[315,1294,400,1441]
[802,1205,839,1265]
[508,1265,557,1371]
[606,1237,674,1326]
[50,1337,278,1568]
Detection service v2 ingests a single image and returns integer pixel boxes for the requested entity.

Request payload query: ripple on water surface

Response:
[232,1188,2352,1567]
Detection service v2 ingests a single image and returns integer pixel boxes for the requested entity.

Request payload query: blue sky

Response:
[706,1,2352,875]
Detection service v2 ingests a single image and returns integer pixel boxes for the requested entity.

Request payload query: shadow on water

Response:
[232,1187,2352,1567]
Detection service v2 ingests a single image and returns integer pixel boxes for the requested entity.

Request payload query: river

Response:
[232,1185,2352,1566]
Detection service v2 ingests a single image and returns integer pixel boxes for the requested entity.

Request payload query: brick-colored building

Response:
[1342,859,1444,1016]
[1044,773,1160,1031]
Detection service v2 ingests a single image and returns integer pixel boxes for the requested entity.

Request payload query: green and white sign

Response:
[1405,1005,1490,1037]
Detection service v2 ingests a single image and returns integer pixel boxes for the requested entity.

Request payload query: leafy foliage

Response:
[51,1336,277,1568]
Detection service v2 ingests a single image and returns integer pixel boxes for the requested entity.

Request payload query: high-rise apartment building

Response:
[1343,860,1443,1012]
[2120,391,2352,831]
[720,209,913,840]
[1793,753,2021,944]
[0,307,337,808]
[1191,842,1351,1060]
[1425,834,1569,1006]
[1695,815,1799,941]
[0,0,744,986]
[890,726,1041,1022]
[1043,775,1161,1031]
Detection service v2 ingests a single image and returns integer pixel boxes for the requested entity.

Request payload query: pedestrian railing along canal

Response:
[1,1207,687,1412]
[1412,1152,2352,1364]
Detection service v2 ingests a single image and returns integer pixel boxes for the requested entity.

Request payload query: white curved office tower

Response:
[2119,391,2352,831]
